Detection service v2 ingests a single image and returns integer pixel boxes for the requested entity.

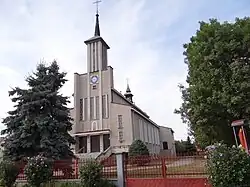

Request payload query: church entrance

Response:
[103,134,110,151]
[91,135,100,152]
[78,136,87,153]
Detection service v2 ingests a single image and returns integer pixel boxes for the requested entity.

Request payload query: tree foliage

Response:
[0,160,19,187]
[1,61,75,161]
[175,136,196,154]
[128,139,149,157]
[175,17,250,147]
[79,160,116,187]
[24,155,53,187]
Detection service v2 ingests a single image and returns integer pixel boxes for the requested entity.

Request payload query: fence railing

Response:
[16,153,207,180]
[17,156,117,180]
[124,154,207,178]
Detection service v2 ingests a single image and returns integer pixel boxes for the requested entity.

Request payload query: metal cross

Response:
[93,0,102,14]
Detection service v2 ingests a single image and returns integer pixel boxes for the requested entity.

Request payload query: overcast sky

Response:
[0,0,249,140]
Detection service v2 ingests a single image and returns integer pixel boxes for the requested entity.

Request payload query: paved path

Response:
[166,158,195,167]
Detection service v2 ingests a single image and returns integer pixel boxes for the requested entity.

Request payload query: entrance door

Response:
[91,135,100,152]
[103,134,110,151]
[78,136,87,153]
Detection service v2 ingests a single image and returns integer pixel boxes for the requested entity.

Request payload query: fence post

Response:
[116,153,125,187]
[161,158,166,178]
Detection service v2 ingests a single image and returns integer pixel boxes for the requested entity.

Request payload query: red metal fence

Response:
[125,154,211,187]
[17,156,117,180]
[16,153,211,187]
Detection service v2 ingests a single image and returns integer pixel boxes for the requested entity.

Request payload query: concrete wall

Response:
[109,102,133,148]
[72,67,114,133]
[159,126,176,156]
[131,111,160,154]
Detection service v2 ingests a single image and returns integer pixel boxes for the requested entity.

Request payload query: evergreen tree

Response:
[1,61,75,161]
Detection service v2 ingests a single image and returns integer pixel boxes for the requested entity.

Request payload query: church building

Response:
[70,13,176,159]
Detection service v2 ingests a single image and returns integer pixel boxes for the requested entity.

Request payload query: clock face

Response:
[91,75,98,84]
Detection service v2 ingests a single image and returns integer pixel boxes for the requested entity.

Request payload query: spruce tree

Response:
[1,61,75,161]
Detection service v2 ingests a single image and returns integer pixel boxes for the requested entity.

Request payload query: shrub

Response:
[98,179,116,187]
[59,182,81,187]
[128,140,149,157]
[0,160,19,187]
[80,159,103,187]
[24,155,53,187]
[207,143,250,187]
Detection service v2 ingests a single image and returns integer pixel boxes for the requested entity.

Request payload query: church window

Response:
[144,123,148,142]
[163,142,168,150]
[90,97,94,120]
[84,98,87,120]
[102,46,107,70]
[80,99,83,121]
[118,115,123,129]
[96,43,99,70]
[93,43,96,71]
[96,96,99,119]
[118,131,123,142]
[102,95,109,118]
[139,119,143,140]
[148,125,152,143]
[102,95,106,118]
[106,95,109,118]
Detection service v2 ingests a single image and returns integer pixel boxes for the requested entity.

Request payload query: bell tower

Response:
[84,13,110,73]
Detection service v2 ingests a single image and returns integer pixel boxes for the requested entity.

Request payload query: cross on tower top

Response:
[93,0,102,14]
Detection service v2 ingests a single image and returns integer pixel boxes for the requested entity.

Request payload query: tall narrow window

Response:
[106,95,109,118]
[96,96,99,120]
[80,99,83,121]
[96,43,99,71]
[144,123,148,142]
[102,46,107,70]
[93,43,96,71]
[102,95,106,118]
[148,125,152,143]
[118,115,123,129]
[90,97,94,120]
[118,131,123,142]
[84,98,87,120]
[139,119,143,140]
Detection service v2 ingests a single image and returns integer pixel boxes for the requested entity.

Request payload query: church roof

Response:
[84,13,110,49]
[94,13,100,36]
[111,88,156,120]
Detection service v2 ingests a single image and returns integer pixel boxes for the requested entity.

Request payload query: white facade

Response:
[70,14,175,159]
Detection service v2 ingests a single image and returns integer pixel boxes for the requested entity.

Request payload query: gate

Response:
[125,154,211,187]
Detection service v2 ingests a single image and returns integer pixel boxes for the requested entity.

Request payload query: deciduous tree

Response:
[175,17,250,147]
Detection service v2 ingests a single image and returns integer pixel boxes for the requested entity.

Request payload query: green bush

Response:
[98,179,116,187]
[0,160,19,187]
[207,143,250,187]
[128,140,149,157]
[80,160,102,187]
[79,160,116,187]
[59,182,81,187]
[24,155,53,187]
